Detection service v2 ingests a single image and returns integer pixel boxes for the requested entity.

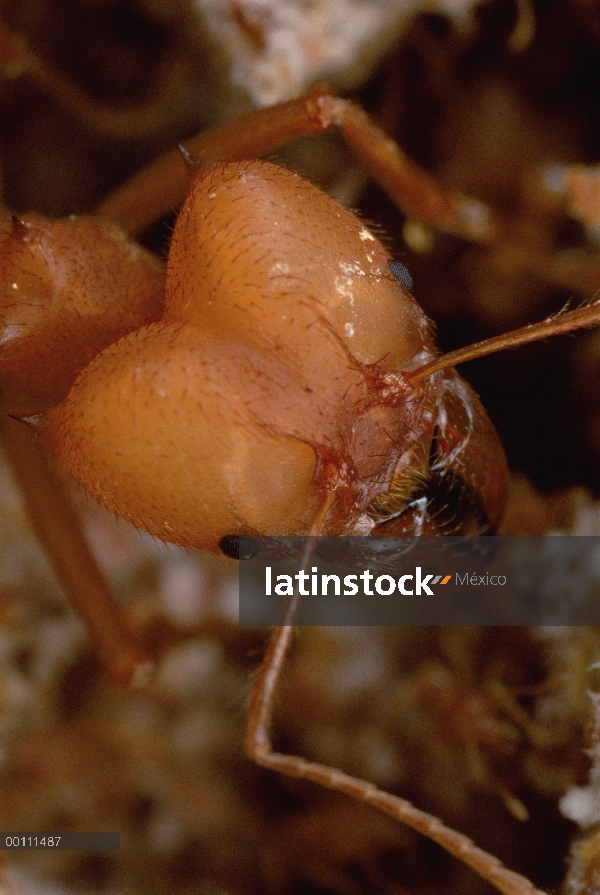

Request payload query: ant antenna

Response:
[245,488,335,747]
[407,298,600,384]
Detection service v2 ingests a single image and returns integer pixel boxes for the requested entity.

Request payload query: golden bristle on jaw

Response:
[370,433,433,520]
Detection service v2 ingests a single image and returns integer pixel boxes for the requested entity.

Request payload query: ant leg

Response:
[96,85,345,234]
[1,417,152,688]
[96,86,600,298]
[323,99,600,298]
[95,83,501,242]
[245,495,546,895]
[315,93,501,244]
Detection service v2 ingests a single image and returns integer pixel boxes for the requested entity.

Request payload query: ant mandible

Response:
[1,68,599,895]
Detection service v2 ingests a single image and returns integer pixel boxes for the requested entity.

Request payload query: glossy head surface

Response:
[40,161,507,550]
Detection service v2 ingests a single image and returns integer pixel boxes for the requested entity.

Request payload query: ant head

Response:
[37,161,449,551]
[36,159,600,550]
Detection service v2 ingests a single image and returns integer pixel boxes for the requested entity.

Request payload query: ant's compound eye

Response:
[388,261,414,292]
[218,535,260,560]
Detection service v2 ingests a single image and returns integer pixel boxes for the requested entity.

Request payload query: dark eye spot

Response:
[388,260,413,292]
[219,535,260,559]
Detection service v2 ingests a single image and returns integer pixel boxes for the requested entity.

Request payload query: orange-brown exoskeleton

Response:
[38,159,508,549]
